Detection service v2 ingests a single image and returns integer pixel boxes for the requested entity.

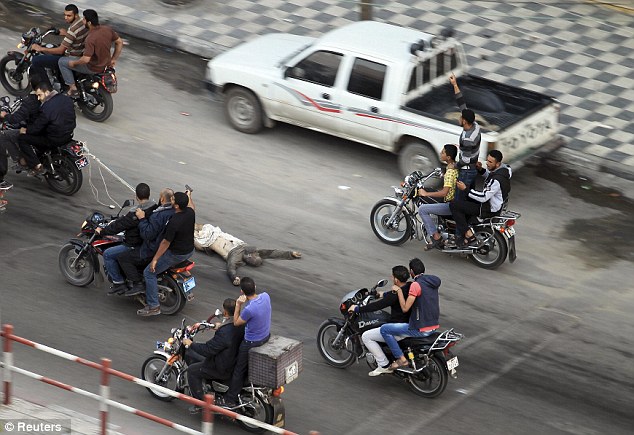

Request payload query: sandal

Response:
[389,359,409,370]
[458,235,477,248]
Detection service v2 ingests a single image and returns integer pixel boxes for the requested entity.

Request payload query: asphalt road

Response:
[1,6,633,435]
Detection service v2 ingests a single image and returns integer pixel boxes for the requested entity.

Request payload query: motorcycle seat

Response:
[400,332,440,346]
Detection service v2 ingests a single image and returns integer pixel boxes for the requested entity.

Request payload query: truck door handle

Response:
[370,106,378,113]
[322,93,330,100]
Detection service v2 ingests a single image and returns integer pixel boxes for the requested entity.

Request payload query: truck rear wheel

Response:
[398,140,440,178]
[224,87,263,134]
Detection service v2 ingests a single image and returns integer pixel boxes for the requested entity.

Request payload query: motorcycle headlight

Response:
[91,81,100,89]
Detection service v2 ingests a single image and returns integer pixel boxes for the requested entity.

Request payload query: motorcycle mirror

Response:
[122,199,131,208]
[206,308,223,323]
[376,279,388,288]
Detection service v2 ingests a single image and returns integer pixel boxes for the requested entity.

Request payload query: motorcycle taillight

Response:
[506,219,516,227]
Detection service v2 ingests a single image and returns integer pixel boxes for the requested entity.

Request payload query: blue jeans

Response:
[103,244,130,284]
[418,202,451,236]
[455,168,477,201]
[58,56,94,85]
[380,323,436,359]
[143,249,193,308]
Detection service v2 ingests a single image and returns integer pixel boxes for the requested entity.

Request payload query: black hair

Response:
[83,9,99,26]
[461,108,475,124]
[392,265,409,283]
[409,258,425,275]
[223,298,237,316]
[29,74,43,89]
[33,80,52,92]
[173,192,189,209]
[240,277,256,296]
[443,144,458,161]
[489,149,503,163]
[65,4,79,14]
[135,183,150,200]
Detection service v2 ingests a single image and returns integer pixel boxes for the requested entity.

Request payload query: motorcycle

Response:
[0,95,87,196]
[57,202,195,315]
[317,279,464,398]
[370,168,521,269]
[0,27,116,122]
[141,314,285,433]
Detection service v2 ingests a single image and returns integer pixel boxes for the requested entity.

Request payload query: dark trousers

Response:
[30,55,62,87]
[117,248,151,283]
[455,168,477,202]
[187,361,226,401]
[450,198,483,238]
[225,335,269,402]
[0,130,20,177]
[18,134,53,168]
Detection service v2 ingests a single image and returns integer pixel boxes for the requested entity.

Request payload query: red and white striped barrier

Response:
[1,324,317,435]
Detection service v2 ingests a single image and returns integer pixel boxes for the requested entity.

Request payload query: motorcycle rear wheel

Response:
[370,199,412,245]
[407,354,448,398]
[0,56,30,96]
[45,155,83,196]
[141,355,178,402]
[58,243,95,287]
[157,275,186,315]
[77,87,113,122]
[236,391,274,433]
[316,320,356,368]
[469,227,508,270]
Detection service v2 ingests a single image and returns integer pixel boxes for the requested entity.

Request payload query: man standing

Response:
[138,191,195,316]
[30,4,88,86]
[183,299,245,414]
[222,277,271,407]
[95,183,155,295]
[58,9,123,96]
[449,73,481,201]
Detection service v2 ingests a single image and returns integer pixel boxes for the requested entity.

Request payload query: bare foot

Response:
[292,251,302,258]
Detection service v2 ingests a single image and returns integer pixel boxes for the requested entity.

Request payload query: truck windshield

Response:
[408,48,459,92]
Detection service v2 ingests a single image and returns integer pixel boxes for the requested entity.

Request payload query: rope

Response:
[81,142,134,209]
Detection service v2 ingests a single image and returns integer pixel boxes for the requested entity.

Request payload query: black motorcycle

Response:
[370,168,521,269]
[0,27,116,122]
[0,95,87,196]
[317,279,463,398]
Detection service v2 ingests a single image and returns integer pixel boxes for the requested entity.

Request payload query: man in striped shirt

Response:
[30,4,88,86]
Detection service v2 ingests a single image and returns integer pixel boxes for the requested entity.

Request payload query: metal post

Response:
[2,324,13,405]
[360,0,373,21]
[202,393,214,435]
[100,358,111,435]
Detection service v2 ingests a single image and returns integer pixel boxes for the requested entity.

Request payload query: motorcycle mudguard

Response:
[67,238,100,275]
[326,317,345,329]
[508,235,517,263]
[5,51,24,61]
[269,396,286,428]
[152,350,172,359]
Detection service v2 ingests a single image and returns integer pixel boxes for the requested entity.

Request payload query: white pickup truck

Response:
[205,21,560,175]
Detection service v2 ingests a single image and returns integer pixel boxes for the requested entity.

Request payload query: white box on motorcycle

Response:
[248,336,303,388]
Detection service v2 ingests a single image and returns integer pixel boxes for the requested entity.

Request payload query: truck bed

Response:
[404,75,555,132]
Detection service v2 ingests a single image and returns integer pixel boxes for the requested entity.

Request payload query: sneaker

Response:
[368,365,394,377]
[137,305,161,316]
[0,180,12,190]
[124,282,145,297]
[188,405,201,415]
[107,282,128,296]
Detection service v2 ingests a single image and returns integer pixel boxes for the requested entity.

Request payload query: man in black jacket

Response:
[348,265,411,376]
[0,76,43,189]
[17,80,75,174]
[183,298,245,414]
[95,183,156,295]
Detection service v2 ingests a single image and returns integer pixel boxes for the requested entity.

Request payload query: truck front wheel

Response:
[224,87,263,134]
[398,141,440,178]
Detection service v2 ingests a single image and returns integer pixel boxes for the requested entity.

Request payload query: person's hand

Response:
[109,59,117,67]
[149,259,157,272]
[31,44,44,53]
[19,127,26,134]
[213,322,221,329]
[182,338,192,347]
[476,161,483,170]
[135,208,145,219]
[348,304,357,313]
[69,60,76,68]
[449,72,457,86]
[456,181,466,191]
[237,294,247,305]
[391,284,400,294]
[418,188,427,197]
[95,227,102,234]
[1,110,7,119]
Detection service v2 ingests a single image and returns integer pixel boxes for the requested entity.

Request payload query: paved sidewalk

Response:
[17,0,634,181]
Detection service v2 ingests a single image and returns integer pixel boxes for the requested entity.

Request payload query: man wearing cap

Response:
[449,73,481,201]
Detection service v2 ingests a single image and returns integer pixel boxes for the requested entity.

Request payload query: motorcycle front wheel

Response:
[316,320,356,368]
[141,355,178,402]
[78,87,113,122]
[45,155,83,196]
[157,275,186,315]
[370,199,412,245]
[58,243,95,287]
[407,354,448,398]
[236,391,274,433]
[0,56,31,96]
[469,227,508,270]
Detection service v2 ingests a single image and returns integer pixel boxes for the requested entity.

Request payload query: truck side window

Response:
[288,51,342,87]
[347,58,387,100]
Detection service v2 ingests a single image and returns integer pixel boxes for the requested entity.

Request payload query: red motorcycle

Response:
[58,201,196,315]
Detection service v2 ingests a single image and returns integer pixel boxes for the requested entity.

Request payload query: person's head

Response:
[64,4,79,23]
[83,9,99,28]
[460,108,475,129]
[240,277,256,297]
[173,192,189,211]
[222,298,236,317]
[159,188,174,206]
[441,144,457,163]
[33,80,53,102]
[29,74,43,92]
[486,150,503,172]
[392,265,409,285]
[409,258,425,277]
[135,183,150,201]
